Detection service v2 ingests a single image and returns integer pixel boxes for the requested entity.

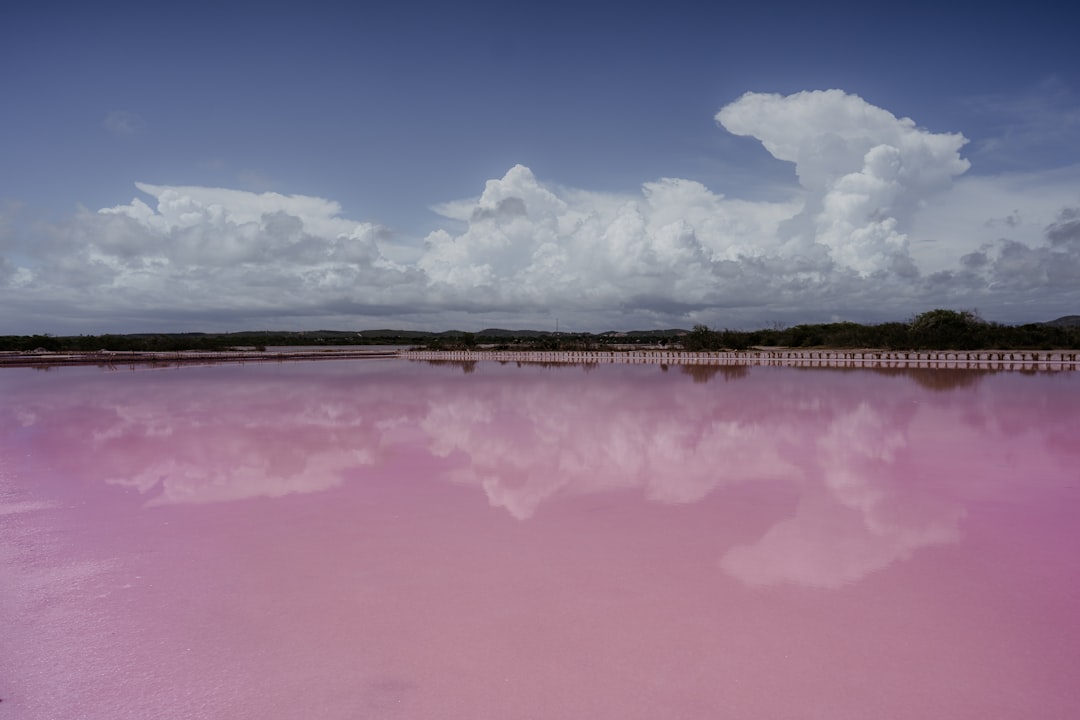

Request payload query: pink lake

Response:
[2,360,1079,719]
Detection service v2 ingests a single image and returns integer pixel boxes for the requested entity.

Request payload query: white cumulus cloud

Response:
[2,183,423,330]
[421,164,798,311]
[717,89,970,275]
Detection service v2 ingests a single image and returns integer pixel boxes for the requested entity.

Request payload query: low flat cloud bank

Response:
[2,90,1079,333]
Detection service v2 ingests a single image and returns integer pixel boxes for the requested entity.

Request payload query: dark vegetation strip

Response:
[3,310,1079,353]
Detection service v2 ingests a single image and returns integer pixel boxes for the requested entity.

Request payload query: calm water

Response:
[2,360,1078,719]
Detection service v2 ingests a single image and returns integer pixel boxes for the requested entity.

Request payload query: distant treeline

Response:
[3,310,1079,353]
[682,310,1080,351]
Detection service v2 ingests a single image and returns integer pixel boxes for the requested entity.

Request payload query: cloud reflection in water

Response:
[2,362,1073,588]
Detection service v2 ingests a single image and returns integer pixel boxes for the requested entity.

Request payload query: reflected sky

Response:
[2,361,1079,719]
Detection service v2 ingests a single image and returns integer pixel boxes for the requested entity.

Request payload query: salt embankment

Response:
[0,348,398,368]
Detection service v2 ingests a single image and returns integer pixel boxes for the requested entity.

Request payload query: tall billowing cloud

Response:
[2,89,1077,333]
[717,90,970,275]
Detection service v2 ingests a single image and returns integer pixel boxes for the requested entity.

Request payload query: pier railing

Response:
[401,349,1079,371]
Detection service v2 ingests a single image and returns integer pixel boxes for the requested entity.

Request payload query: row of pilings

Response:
[400,349,1080,370]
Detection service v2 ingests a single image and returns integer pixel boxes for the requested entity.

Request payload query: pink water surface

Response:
[2,360,1078,719]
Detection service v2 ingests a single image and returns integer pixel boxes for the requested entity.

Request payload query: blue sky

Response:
[2,1,1079,333]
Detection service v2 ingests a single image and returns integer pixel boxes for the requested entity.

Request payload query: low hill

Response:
[1045,315,1080,328]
